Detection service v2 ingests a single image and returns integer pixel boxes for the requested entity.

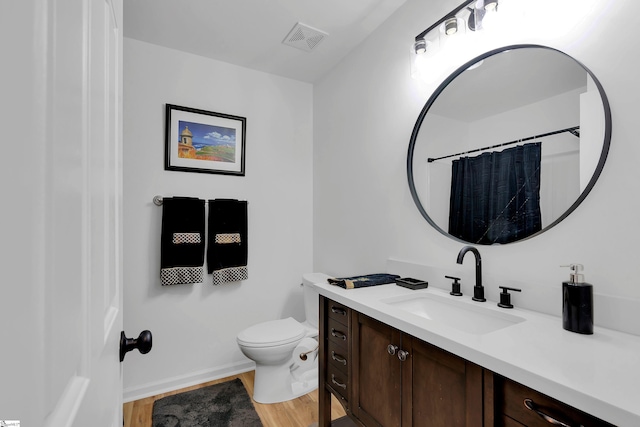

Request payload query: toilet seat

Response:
[237,317,305,348]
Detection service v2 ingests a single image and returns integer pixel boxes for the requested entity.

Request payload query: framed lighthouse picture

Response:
[165,104,246,176]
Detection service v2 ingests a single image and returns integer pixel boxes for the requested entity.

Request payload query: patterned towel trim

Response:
[161,266,203,286]
[214,233,241,244]
[212,266,248,285]
[172,232,202,244]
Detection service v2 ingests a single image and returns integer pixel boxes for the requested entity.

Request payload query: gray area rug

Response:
[152,378,263,427]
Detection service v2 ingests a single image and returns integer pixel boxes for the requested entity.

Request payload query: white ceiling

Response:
[123,0,407,83]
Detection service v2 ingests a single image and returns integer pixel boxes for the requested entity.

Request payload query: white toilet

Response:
[237,272,329,404]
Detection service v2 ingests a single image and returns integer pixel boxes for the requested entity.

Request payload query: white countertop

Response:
[312,281,640,426]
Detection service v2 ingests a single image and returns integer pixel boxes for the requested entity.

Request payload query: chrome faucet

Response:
[456,246,486,302]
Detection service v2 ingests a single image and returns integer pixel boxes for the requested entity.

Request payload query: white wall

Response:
[413,113,467,228]
[580,75,606,192]
[314,0,640,335]
[123,39,313,400]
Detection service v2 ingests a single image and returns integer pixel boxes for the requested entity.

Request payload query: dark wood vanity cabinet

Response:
[350,313,402,427]
[325,299,351,403]
[406,335,485,427]
[319,296,484,427]
[318,296,614,427]
[320,296,353,426]
[351,312,484,427]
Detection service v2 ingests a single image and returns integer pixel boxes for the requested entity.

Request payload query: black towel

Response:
[160,197,205,285]
[328,273,400,289]
[207,199,248,285]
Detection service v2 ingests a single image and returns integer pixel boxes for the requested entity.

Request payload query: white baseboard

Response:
[123,360,256,403]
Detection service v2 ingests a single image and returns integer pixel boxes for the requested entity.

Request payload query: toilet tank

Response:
[302,273,330,329]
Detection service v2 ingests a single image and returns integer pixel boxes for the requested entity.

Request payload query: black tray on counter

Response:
[396,277,428,290]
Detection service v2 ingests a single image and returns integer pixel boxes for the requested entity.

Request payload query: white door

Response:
[0,1,124,426]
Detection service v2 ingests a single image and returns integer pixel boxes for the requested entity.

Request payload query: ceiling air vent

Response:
[282,22,328,52]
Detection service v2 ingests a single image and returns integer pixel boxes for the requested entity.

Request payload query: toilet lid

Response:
[237,317,305,348]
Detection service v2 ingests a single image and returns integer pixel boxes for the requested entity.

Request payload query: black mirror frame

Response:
[407,44,612,244]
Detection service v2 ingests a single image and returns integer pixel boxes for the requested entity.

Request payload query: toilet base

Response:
[252,360,318,404]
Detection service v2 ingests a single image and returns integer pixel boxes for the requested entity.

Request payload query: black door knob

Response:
[120,330,152,362]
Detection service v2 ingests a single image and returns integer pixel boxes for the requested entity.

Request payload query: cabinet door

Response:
[352,312,403,427]
[405,337,483,427]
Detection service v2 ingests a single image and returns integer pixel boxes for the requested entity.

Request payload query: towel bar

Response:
[153,195,247,206]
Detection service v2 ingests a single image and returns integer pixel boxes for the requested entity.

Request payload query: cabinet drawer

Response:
[498,377,614,427]
[327,339,348,374]
[327,300,349,325]
[326,362,349,400]
[328,317,349,348]
[500,415,525,427]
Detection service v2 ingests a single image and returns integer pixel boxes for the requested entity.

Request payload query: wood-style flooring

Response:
[123,370,347,427]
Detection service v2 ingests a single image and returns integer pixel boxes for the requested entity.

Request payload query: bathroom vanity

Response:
[315,282,639,427]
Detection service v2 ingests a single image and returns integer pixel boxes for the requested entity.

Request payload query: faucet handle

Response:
[445,275,463,296]
[498,286,522,309]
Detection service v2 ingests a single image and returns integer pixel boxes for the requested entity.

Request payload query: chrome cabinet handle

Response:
[331,328,347,340]
[331,351,347,365]
[397,349,410,361]
[331,306,347,316]
[387,344,399,355]
[331,374,347,389]
[524,399,576,427]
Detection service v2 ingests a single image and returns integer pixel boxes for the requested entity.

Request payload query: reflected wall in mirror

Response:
[408,45,611,245]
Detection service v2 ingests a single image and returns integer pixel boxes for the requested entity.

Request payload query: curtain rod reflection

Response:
[427,126,580,163]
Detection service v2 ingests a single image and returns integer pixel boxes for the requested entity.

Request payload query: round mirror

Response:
[408,44,611,245]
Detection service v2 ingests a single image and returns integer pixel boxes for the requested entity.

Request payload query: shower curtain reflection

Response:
[448,143,542,244]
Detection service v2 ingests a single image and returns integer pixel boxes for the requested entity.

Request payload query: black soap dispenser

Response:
[561,264,593,335]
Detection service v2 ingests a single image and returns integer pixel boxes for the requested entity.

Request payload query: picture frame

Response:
[165,104,246,176]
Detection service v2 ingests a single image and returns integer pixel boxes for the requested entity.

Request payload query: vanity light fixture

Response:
[484,0,499,12]
[411,0,503,81]
[413,37,428,54]
[468,0,500,31]
[480,0,500,30]
[414,0,476,44]
[444,17,459,35]
[414,0,501,42]
[467,9,481,31]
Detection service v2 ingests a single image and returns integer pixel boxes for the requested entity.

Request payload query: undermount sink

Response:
[381,292,525,335]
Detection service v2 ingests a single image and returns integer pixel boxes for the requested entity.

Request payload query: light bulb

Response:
[410,40,445,84]
[413,38,427,54]
[444,18,458,35]
[484,0,498,12]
